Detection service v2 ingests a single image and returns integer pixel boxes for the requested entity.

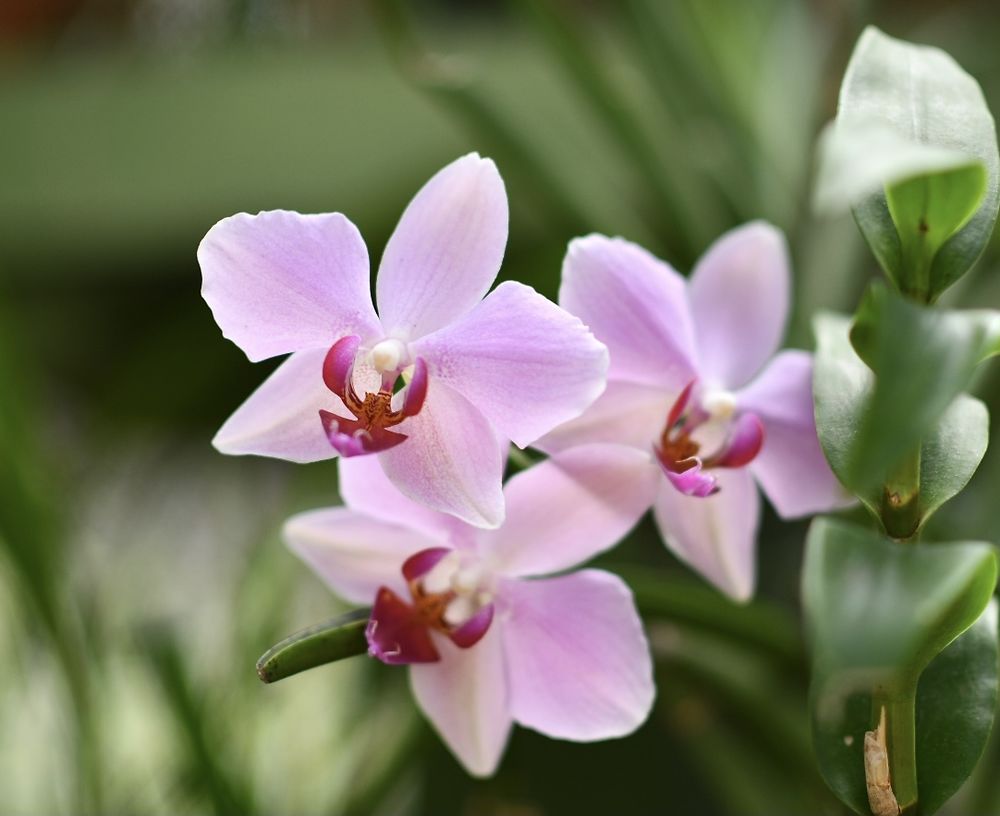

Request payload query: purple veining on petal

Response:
[711,412,765,469]
[323,335,362,395]
[449,602,494,649]
[402,546,453,582]
[367,586,441,665]
[403,357,429,417]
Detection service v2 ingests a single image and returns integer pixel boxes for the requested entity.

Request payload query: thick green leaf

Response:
[813,311,989,530]
[803,518,998,813]
[915,600,999,815]
[845,285,1000,501]
[256,607,370,683]
[835,26,999,300]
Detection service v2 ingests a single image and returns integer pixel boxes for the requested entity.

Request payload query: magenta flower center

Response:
[318,335,429,457]
[366,548,495,665]
[654,380,765,498]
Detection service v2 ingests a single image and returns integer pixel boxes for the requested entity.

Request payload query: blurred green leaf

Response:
[803,517,997,813]
[813,311,990,532]
[915,599,998,816]
[256,608,370,683]
[846,284,1000,499]
[833,26,999,300]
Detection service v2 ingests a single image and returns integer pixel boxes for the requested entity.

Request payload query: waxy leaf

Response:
[834,26,999,301]
[803,518,998,814]
[256,607,370,683]
[813,311,989,531]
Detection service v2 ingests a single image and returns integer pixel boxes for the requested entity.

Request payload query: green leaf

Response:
[846,285,1000,497]
[255,608,370,683]
[885,164,988,301]
[812,311,990,531]
[803,518,998,813]
[915,599,999,816]
[832,26,999,300]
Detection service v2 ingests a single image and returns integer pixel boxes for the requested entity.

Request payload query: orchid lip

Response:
[320,335,428,457]
[366,547,495,665]
[655,380,765,498]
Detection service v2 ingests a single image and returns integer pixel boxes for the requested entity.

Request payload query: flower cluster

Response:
[199,154,847,775]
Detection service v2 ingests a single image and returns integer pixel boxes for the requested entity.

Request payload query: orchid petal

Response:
[501,570,654,740]
[534,380,672,455]
[652,468,760,601]
[337,455,459,541]
[410,626,511,777]
[377,154,508,340]
[712,412,765,468]
[688,222,790,389]
[367,587,440,665]
[378,381,505,529]
[739,350,853,518]
[402,358,428,416]
[559,234,697,388]
[487,445,659,577]
[212,348,336,464]
[199,211,379,362]
[401,547,453,582]
[322,335,361,396]
[284,507,437,603]
[411,281,608,447]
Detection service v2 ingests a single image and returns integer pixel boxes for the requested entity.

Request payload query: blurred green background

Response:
[3,1,1000,814]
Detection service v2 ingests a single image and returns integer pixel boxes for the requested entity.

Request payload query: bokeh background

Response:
[3,1,1000,814]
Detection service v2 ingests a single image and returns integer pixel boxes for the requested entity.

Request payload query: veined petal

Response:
[500,570,654,741]
[534,380,672,455]
[377,154,508,340]
[411,281,609,448]
[212,348,336,464]
[652,468,760,602]
[284,508,438,604]
[337,456,461,542]
[486,445,659,577]
[688,222,790,389]
[739,350,852,518]
[378,381,505,529]
[560,235,697,388]
[199,211,379,362]
[410,626,512,777]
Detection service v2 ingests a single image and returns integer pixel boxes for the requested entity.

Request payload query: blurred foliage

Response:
[2,1,1000,814]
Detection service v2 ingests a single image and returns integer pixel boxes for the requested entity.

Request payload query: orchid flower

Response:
[284,446,658,776]
[539,222,850,601]
[199,154,608,528]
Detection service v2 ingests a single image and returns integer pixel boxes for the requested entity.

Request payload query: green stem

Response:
[871,680,919,813]
[256,608,371,683]
[880,447,922,540]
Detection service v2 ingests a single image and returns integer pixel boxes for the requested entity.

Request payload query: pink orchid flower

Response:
[539,222,850,601]
[199,153,608,528]
[284,445,658,776]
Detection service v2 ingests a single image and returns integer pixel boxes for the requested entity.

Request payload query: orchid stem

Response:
[870,680,919,813]
[881,447,922,541]
[256,608,371,683]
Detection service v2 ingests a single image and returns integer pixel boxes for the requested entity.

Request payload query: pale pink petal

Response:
[338,456,457,540]
[652,468,760,602]
[212,348,337,464]
[284,508,437,604]
[688,222,790,389]
[376,154,508,340]
[739,350,852,518]
[486,445,659,577]
[411,281,608,448]
[500,570,654,740]
[534,380,672,455]
[199,210,380,362]
[378,381,505,529]
[560,234,697,388]
[410,626,511,777]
